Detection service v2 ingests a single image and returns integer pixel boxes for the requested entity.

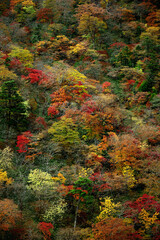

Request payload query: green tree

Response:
[139,53,159,92]
[116,46,134,67]
[48,117,81,164]
[0,80,28,138]
[69,177,95,230]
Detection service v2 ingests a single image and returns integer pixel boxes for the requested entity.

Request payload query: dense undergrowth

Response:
[0,0,160,239]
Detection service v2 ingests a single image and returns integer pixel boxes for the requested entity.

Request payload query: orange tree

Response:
[0,199,21,232]
[90,217,140,240]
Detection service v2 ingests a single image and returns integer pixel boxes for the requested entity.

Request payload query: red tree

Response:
[22,68,49,85]
[38,222,54,240]
[16,131,32,153]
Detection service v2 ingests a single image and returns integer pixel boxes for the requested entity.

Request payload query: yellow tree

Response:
[9,46,33,68]
[27,169,59,199]
[0,147,13,169]
[75,4,108,46]
[0,65,17,84]
[0,169,13,189]
[97,197,120,221]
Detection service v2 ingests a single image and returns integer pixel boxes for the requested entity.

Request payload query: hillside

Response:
[0,0,160,239]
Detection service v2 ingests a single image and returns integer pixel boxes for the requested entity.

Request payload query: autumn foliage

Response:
[22,68,49,85]
[38,222,54,240]
[0,0,159,238]
[0,199,21,231]
[36,8,53,23]
[16,131,32,153]
[91,218,137,240]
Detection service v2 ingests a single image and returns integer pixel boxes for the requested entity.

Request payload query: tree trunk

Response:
[73,198,80,231]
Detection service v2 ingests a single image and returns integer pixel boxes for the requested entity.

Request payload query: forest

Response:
[0,0,159,239]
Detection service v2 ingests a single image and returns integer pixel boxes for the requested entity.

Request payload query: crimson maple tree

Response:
[16,131,32,153]
[38,222,54,240]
